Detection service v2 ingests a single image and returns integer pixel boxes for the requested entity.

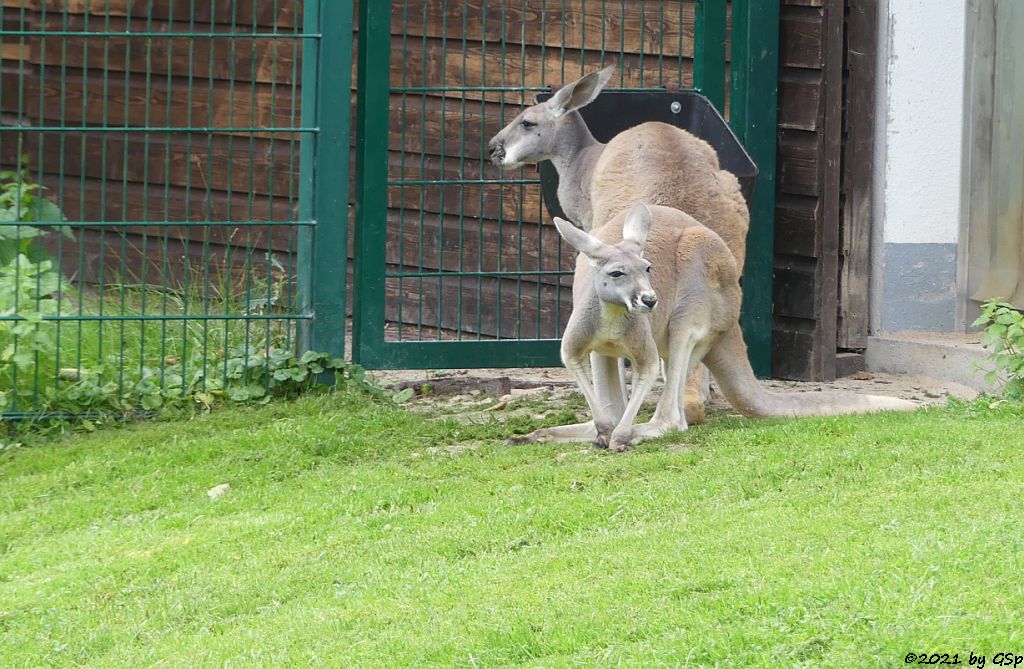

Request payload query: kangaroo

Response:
[487,65,750,425]
[509,204,917,451]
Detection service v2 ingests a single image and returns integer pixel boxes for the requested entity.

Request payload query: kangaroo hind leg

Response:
[631,326,701,444]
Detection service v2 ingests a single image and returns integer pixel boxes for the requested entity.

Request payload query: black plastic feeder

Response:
[534,90,758,221]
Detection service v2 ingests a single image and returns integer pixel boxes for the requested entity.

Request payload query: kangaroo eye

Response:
[646,265,652,273]
[609,271,624,278]
[521,119,537,129]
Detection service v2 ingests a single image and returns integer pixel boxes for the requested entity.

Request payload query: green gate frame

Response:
[297,0,353,360]
[351,1,779,376]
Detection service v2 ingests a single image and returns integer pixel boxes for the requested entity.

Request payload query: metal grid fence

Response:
[0,1,348,420]
[352,0,778,373]
[2,1,778,420]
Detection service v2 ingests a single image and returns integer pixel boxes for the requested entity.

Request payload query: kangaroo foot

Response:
[608,436,632,452]
[507,421,598,446]
[683,390,706,425]
[629,419,686,445]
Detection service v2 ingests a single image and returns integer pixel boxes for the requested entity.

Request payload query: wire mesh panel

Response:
[0,1,347,420]
[353,0,778,372]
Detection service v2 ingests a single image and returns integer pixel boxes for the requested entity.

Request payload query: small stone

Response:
[851,371,874,381]
[207,483,231,500]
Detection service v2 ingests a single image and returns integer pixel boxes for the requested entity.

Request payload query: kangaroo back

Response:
[591,122,750,267]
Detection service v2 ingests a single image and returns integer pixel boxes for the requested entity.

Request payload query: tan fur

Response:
[510,204,917,451]
[590,122,750,268]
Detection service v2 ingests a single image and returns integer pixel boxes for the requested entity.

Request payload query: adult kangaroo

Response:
[487,65,750,425]
[509,204,916,452]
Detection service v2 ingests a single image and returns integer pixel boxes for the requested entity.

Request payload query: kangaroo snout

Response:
[488,137,505,164]
[636,291,658,313]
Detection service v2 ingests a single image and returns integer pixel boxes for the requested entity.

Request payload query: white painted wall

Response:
[877,0,967,246]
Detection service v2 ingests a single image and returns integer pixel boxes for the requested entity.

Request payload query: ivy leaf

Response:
[392,387,415,404]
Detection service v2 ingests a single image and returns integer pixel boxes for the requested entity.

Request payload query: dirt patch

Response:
[373,365,979,422]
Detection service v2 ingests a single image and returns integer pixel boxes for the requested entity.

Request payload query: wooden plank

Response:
[771,324,817,380]
[35,175,297,229]
[376,93,509,165]
[780,5,824,69]
[811,0,843,381]
[373,150,547,223]
[26,0,300,29]
[0,128,303,198]
[384,272,571,341]
[775,194,821,258]
[776,129,823,196]
[387,0,698,61]
[24,14,303,85]
[777,68,823,131]
[383,34,696,106]
[384,210,571,286]
[0,65,303,137]
[773,261,818,321]
[837,0,876,349]
[43,226,298,291]
[771,0,837,380]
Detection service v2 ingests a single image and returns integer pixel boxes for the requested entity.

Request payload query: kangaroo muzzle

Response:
[488,137,505,165]
[635,291,658,313]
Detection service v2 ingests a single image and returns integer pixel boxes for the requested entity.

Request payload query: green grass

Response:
[2,395,1023,668]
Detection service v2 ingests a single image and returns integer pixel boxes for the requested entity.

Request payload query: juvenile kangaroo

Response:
[487,65,749,424]
[510,204,917,451]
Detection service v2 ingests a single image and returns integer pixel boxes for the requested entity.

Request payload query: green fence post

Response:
[730,0,780,378]
[351,0,391,367]
[694,0,727,112]
[298,0,352,360]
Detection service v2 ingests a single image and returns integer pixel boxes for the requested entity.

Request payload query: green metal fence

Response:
[353,0,779,376]
[2,1,779,421]
[0,1,349,421]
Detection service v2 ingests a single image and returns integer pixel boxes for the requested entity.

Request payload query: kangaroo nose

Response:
[641,294,658,309]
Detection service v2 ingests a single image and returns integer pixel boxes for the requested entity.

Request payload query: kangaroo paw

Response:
[506,433,539,446]
[629,419,685,444]
[608,437,632,452]
[683,391,706,425]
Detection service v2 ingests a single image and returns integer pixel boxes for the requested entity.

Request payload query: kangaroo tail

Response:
[702,325,917,418]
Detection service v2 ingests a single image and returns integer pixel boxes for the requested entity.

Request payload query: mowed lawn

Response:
[2,393,1023,668]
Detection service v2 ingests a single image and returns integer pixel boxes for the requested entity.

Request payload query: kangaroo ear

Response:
[546,65,616,118]
[622,202,653,249]
[553,216,611,261]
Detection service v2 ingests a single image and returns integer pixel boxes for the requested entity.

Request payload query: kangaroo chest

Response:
[586,311,644,359]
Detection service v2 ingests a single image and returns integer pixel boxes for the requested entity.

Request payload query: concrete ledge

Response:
[865,331,999,393]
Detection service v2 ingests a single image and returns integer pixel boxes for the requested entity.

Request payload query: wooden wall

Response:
[0,0,305,292]
[2,0,872,379]
[772,0,875,380]
[373,1,702,342]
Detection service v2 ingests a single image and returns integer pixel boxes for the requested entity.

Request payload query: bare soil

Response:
[373,364,979,424]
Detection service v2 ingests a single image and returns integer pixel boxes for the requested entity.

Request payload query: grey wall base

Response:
[879,243,958,332]
[865,331,999,393]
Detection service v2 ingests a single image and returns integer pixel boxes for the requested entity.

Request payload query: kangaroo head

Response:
[554,203,657,313]
[487,65,615,169]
